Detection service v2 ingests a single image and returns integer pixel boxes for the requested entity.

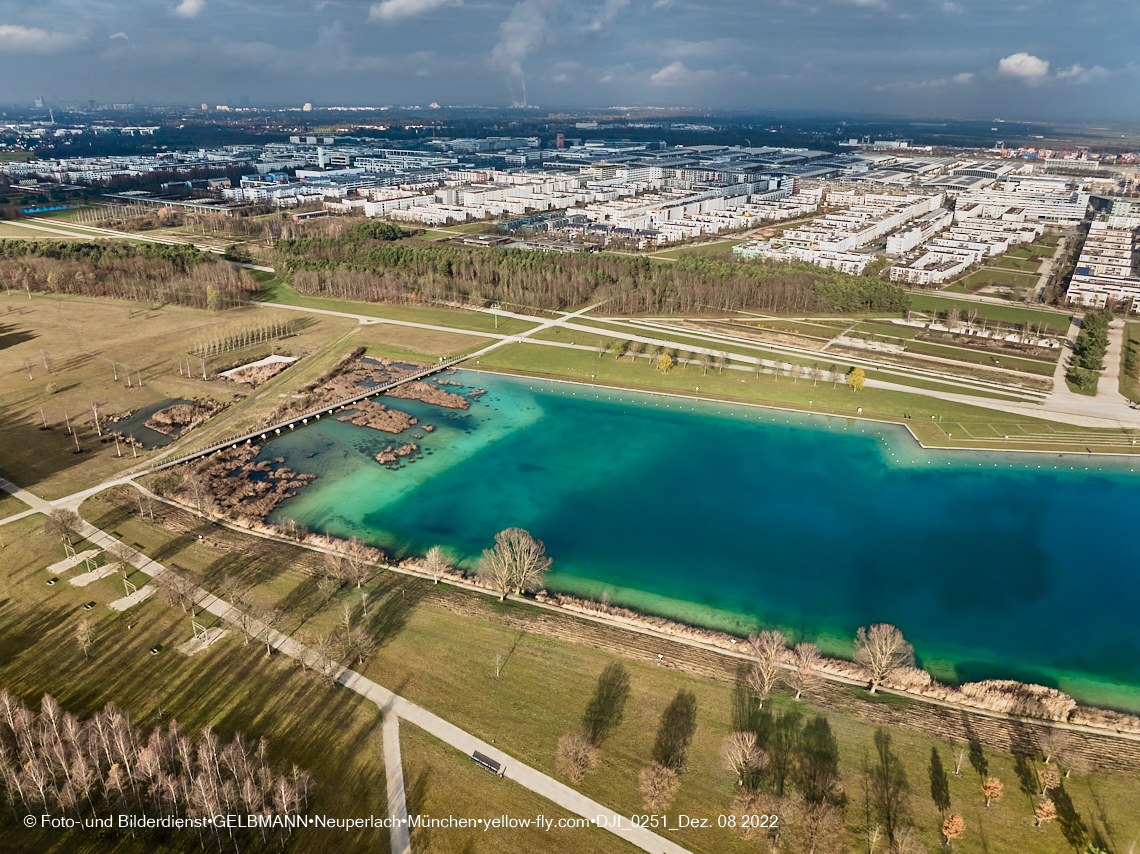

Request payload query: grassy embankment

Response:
[1121,322,1140,403]
[473,341,1140,453]
[65,491,1140,854]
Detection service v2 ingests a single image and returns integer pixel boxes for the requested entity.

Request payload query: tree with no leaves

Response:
[477,527,552,600]
[854,623,914,693]
[422,545,451,584]
[45,508,82,546]
[1034,797,1057,827]
[1038,764,1061,795]
[942,813,965,848]
[951,743,969,777]
[638,763,680,812]
[785,642,821,701]
[745,630,785,709]
[982,776,1003,807]
[76,618,94,660]
[340,537,373,589]
[555,732,599,784]
[1038,729,1067,764]
[105,541,135,576]
[720,732,765,787]
[217,574,244,607]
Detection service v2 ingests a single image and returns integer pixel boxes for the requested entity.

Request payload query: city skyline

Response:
[0,0,1137,121]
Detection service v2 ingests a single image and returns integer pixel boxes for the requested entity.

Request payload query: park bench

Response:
[471,751,503,777]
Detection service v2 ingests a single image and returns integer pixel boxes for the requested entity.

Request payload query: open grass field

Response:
[650,239,746,260]
[994,255,1045,273]
[954,268,1041,291]
[63,496,1140,854]
[0,491,28,521]
[0,513,390,854]
[0,291,356,499]
[401,724,642,854]
[906,293,1072,333]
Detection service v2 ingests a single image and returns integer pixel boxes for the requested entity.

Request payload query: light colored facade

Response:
[1066,220,1140,312]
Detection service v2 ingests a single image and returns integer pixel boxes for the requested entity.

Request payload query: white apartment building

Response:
[1066,220,1140,312]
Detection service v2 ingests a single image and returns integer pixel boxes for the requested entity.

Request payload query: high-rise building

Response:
[303,103,313,112]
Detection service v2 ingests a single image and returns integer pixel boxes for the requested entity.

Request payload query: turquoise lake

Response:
[263,370,1140,712]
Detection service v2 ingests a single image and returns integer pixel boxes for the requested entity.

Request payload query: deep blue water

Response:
[263,371,1140,711]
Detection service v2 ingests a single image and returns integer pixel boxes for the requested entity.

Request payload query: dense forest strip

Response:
[272,229,911,316]
[0,239,257,309]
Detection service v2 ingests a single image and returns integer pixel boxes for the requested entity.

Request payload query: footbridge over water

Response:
[148,355,469,473]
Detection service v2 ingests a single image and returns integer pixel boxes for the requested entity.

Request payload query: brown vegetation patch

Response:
[375,443,419,465]
[145,400,225,437]
[338,400,417,433]
[385,381,469,409]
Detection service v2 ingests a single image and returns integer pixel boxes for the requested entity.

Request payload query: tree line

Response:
[0,241,257,310]
[1066,308,1114,391]
[0,690,313,850]
[273,232,911,315]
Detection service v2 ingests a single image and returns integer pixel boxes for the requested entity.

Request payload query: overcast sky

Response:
[0,0,1137,121]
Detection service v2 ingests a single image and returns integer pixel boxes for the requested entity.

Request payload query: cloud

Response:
[951,71,973,83]
[587,0,629,32]
[173,0,206,19]
[110,31,129,40]
[649,60,714,86]
[369,0,461,23]
[998,52,1049,83]
[0,24,82,53]
[1055,63,1108,83]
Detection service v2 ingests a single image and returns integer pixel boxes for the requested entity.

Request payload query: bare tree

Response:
[422,545,451,584]
[785,642,822,701]
[854,624,914,693]
[76,618,94,660]
[951,743,969,777]
[217,574,243,606]
[45,508,83,546]
[106,541,135,576]
[341,537,373,589]
[477,527,552,600]
[746,630,786,709]
[720,732,766,787]
[638,762,680,812]
[555,732,599,784]
[341,626,377,665]
[1038,764,1060,795]
[1038,729,1067,765]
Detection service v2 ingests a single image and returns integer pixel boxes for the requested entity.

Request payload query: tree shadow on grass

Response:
[581,660,630,747]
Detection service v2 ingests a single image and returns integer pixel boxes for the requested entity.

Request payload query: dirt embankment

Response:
[375,443,419,464]
[386,381,469,409]
[224,361,293,386]
[338,401,417,433]
[193,447,316,524]
[146,401,225,438]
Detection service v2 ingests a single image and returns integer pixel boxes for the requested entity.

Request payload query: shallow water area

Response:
[112,398,195,449]
[265,370,1140,712]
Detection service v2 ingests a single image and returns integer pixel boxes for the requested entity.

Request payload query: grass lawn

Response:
[0,514,390,854]
[0,492,29,521]
[650,240,745,260]
[26,206,99,222]
[0,291,357,499]
[1121,322,1140,403]
[259,280,539,337]
[401,724,643,854]
[956,268,1040,291]
[994,256,1043,273]
[0,151,34,161]
[472,342,1122,451]
[906,293,1072,333]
